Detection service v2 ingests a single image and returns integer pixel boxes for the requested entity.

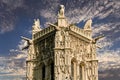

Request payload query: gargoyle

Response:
[92,35,104,44]
[46,22,60,30]
[21,36,32,50]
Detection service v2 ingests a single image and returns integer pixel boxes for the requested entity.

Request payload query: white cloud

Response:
[18,39,28,50]
[13,53,27,59]
[98,9,113,19]
[0,39,27,76]
[98,48,120,71]
[40,10,57,24]
[1,0,25,10]
[0,55,26,76]
[93,24,111,35]
[97,37,113,49]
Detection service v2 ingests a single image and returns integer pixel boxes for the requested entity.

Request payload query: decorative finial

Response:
[58,5,65,18]
[84,19,92,30]
[84,19,92,38]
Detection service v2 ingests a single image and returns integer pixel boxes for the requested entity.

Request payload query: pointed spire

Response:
[32,19,41,34]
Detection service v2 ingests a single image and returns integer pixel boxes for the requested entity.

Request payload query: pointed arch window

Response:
[42,64,45,80]
[79,65,82,80]
[50,62,54,80]
[71,58,77,80]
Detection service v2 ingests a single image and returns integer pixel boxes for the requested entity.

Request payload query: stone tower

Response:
[25,5,98,80]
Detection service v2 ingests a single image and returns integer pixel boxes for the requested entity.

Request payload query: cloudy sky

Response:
[0,0,120,80]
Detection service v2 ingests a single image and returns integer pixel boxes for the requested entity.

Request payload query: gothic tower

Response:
[25,5,99,80]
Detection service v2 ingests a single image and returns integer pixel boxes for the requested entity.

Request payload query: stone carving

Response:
[59,31,64,41]
[64,74,71,80]
[65,65,70,74]
[33,19,41,30]
[32,19,41,34]
[55,66,60,74]
[60,51,65,73]
[58,5,65,17]
[21,36,32,50]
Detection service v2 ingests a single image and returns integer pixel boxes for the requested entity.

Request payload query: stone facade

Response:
[25,5,98,80]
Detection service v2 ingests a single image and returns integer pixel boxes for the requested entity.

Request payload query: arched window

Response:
[79,65,82,80]
[71,58,77,80]
[42,64,45,80]
[71,61,74,79]
[51,62,54,80]
[79,62,85,80]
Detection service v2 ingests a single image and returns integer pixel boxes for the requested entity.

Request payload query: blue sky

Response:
[0,0,120,80]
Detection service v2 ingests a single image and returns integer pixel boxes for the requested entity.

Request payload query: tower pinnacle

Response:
[57,5,68,27]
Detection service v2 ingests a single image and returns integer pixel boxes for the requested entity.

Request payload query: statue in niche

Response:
[60,51,65,73]
[60,31,64,41]
[65,31,69,42]
[90,43,96,58]
[58,30,66,44]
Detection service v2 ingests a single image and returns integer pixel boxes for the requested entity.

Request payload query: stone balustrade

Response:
[70,25,92,40]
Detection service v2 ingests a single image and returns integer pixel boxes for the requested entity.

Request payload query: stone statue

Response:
[32,19,41,34]
[58,5,65,17]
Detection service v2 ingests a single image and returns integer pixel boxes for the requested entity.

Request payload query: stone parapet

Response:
[70,25,92,40]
